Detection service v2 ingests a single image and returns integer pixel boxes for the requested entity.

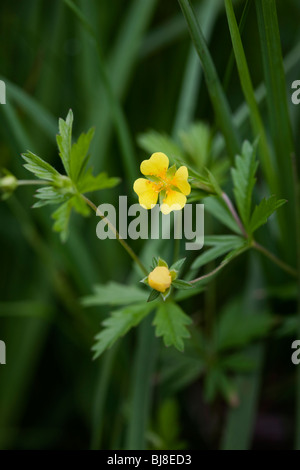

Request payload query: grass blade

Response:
[178,0,241,162]
[255,0,296,261]
[224,0,277,195]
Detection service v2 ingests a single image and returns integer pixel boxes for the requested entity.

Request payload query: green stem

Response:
[221,191,247,237]
[253,241,298,278]
[17,180,48,186]
[81,194,148,276]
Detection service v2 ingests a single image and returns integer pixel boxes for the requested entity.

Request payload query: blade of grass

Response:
[224,0,277,195]
[178,0,241,162]
[223,0,252,92]
[0,317,49,449]
[255,0,296,262]
[0,77,57,140]
[173,0,222,134]
[80,0,158,174]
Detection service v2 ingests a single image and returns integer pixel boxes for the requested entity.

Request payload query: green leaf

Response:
[249,195,286,234]
[153,301,192,352]
[82,282,148,307]
[172,279,193,290]
[178,122,212,166]
[205,168,222,196]
[192,236,244,270]
[22,151,60,181]
[137,130,183,160]
[178,0,241,162]
[231,140,258,229]
[33,186,68,208]
[77,169,120,193]
[216,304,274,351]
[204,196,242,234]
[92,302,153,359]
[220,353,256,372]
[70,127,95,182]
[56,109,73,176]
[52,199,73,242]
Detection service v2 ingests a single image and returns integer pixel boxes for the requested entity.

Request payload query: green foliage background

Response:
[0,0,300,450]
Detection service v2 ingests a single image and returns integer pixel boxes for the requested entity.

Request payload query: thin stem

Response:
[190,248,250,284]
[190,260,228,285]
[17,180,49,186]
[221,191,247,237]
[81,194,148,276]
[253,241,298,278]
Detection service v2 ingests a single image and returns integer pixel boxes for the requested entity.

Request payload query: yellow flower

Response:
[133,152,191,214]
[148,266,172,293]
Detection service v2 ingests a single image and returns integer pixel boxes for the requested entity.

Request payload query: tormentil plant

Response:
[1,110,297,402]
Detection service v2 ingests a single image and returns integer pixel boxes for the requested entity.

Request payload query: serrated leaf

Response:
[77,169,120,193]
[82,282,148,307]
[249,195,286,234]
[22,152,60,181]
[92,302,153,359]
[52,199,73,242]
[70,127,95,182]
[153,301,192,352]
[56,109,73,176]
[192,236,245,270]
[231,140,259,228]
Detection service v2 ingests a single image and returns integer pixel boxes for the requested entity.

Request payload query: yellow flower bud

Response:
[148,266,172,293]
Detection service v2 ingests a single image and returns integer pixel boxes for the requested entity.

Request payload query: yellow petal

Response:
[148,266,172,293]
[173,166,191,195]
[133,178,158,209]
[160,190,187,215]
[140,152,169,177]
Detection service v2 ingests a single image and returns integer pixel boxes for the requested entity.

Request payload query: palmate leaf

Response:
[22,110,120,241]
[249,195,286,234]
[92,302,154,359]
[231,140,258,229]
[153,301,192,352]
